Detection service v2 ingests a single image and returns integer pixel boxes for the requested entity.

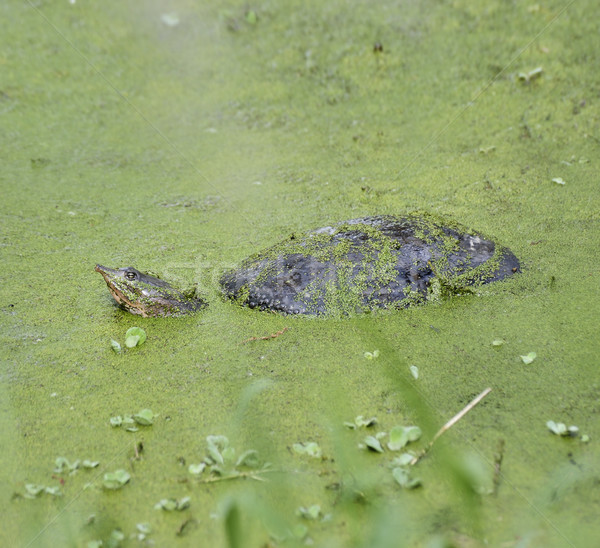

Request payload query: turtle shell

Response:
[219,213,520,315]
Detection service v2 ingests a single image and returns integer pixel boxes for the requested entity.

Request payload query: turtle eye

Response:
[125,271,137,280]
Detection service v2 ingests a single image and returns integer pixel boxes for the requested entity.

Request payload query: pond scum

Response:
[16,328,592,548]
[7,1,598,546]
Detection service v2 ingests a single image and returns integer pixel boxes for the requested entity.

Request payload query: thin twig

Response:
[242,327,289,343]
[410,387,492,466]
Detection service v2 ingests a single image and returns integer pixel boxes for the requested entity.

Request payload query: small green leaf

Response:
[406,426,422,442]
[24,484,45,498]
[133,408,155,426]
[54,457,71,473]
[69,460,81,471]
[304,442,322,458]
[109,416,123,427]
[222,446,236,463]
[392,467,421,489]
[155,497,192,512]
[60,459,80,472]
[177,496,191,510]
[355,415,377,428]
[364,436,384,453]
[552,177,566,185]
[125,335,140,348]
[125,327,146,347]
[206,435,229,464]
[82,460,100,469]
[518,66,543,83]
[126,327,146,344]
[155,498,177,511]
[291,444,303,455]
[236,449,259,468]
[102,469,130,490]
[491,339,504,347]
[388,426,422,451]
[391,453,415,467]
[528,67,543,79]
[520,352,537,364]
[188,463,206,475]
[22,483,62,498]
[110,339,122,353]
[297,504,321,520]
[409,365,419,379]
[137,522,152,534]
[547,420,563,435]
[210,464,225,476]
[388,427,408,451]
[292,441,322,458]
[581,434,590,443]
[245,10,257,24]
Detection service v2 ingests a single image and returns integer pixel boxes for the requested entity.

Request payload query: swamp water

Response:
[1,1,599,546]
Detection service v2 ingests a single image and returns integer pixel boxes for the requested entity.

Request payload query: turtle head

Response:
[95,264,206,317]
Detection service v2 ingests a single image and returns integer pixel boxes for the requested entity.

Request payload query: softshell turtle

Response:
[96,213,520,317]
[95,265,207,317]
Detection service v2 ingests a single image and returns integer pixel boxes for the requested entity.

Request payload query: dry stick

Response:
[242,327,289,343]
[410,387,492,466]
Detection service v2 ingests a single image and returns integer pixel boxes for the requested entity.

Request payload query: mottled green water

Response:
[1,1,599,546]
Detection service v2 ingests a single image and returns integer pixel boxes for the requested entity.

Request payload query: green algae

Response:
[1,0,600,547]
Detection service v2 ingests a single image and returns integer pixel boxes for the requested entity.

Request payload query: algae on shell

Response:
[220,213,520,316]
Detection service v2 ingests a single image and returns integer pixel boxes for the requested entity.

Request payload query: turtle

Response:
[96,212,520,317]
